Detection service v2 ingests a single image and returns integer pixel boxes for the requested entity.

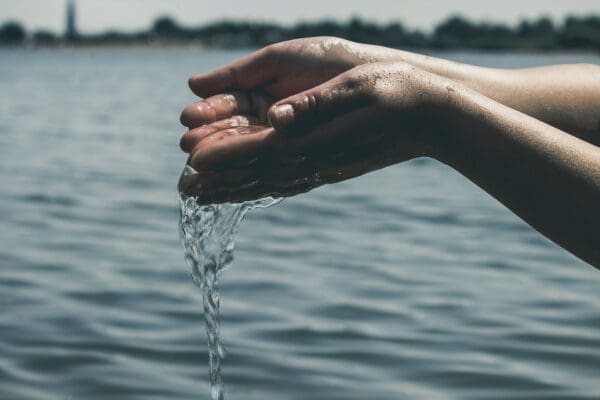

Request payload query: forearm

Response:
[497,64,600,142]
[435,85,600,268]
[359,42,600,142]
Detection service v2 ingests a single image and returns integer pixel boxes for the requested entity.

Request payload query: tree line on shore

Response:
[1,14,599,51]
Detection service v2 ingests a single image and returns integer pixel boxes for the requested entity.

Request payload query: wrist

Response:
[429,81,506,170]
[422,79,485,164]
[352,41,406,65]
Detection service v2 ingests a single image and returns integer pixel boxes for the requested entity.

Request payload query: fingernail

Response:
[272,104,294,128]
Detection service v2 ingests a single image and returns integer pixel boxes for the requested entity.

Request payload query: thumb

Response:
[267,71,371,135]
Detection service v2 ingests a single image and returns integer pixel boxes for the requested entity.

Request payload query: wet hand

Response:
[180,37,387,129]
[179,62,453,203]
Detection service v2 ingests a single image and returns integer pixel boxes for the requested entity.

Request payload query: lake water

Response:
[0,48,599,400]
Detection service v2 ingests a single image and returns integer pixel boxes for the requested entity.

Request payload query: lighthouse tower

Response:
[65,0,77,41]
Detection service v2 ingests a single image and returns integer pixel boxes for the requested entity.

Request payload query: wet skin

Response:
[178,37,600,268]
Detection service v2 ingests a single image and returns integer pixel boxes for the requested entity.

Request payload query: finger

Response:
[180,91,273,128]
[188,46,278,98]
[267,69,372,135]
[179,149,312,194]
[183,176,314,204]
[185,106,385,194]
[180,93,250,128]
[180,142,379,203]
[189,126,282,171]
[186,106,381,183]
[180,115,262,153]
[178,167,259,196]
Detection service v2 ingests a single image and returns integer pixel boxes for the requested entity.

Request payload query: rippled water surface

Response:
[1,48,599,400]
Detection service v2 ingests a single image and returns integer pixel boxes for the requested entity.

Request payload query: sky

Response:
[1,0,599,34]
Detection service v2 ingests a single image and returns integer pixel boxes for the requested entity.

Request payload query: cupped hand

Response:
[179,62,455,203]
[180,37,387,130]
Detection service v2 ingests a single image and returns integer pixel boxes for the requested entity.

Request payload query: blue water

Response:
[0,48,599,400]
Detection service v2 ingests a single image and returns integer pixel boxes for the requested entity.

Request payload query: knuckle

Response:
[294,92,319,116]
[305,93,319,116]
[342,67,372,93]
[342,74,364,91]
[337,72,375,103]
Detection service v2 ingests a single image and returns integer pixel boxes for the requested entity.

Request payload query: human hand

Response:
[179,62,454,203]
[180,37,390,130]
[179,39,600,267]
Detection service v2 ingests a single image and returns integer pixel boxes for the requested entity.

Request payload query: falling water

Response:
[178,165,281,399]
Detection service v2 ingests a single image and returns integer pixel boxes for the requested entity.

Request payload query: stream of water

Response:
[178,166,281,399]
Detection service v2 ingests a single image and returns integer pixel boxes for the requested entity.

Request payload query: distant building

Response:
[65,0,77,40]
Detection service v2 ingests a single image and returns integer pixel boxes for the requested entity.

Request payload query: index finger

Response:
[188,46,279,98]
[189,126,281,171]
[180,91,273,128]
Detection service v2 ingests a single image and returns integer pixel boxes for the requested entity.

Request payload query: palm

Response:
[179,43,433,203]
[179,107,418,204]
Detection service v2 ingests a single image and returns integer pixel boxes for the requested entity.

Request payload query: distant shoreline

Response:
[2,14,599,53]
[0,41,208,50]
[1,43,599,56]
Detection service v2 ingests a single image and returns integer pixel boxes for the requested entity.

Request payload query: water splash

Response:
[178,165,281,399]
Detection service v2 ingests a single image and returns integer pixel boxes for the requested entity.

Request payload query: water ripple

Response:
[0,48,598,400]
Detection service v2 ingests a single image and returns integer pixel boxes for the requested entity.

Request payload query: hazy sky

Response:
[1,0,599,34]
